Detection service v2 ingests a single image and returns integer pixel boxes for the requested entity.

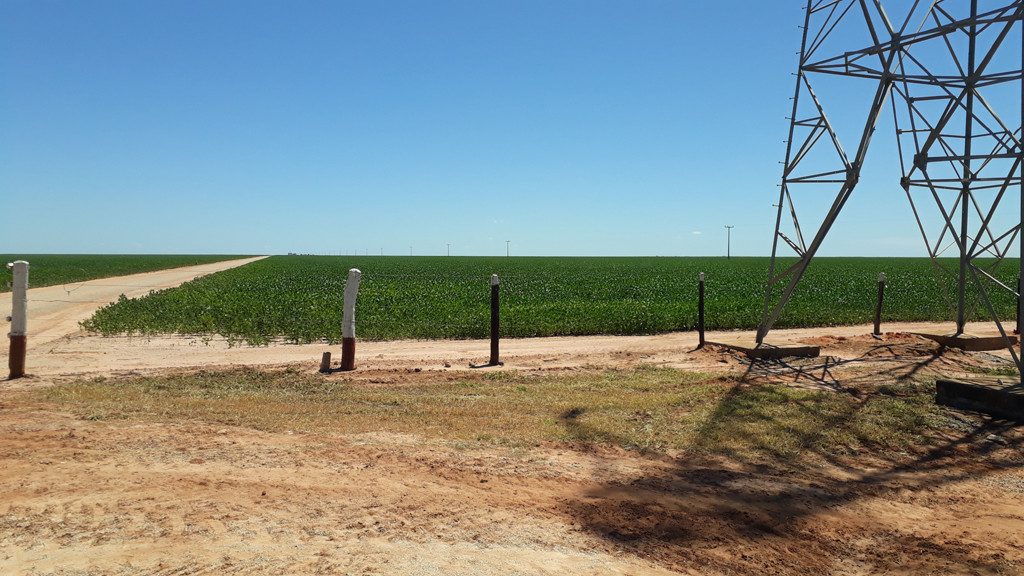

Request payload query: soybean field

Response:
[80,255,1020,345]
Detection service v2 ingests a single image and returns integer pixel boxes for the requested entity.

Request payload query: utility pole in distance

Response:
[506,240,510,257]
[447,243,451,257]
[724,225,735,259]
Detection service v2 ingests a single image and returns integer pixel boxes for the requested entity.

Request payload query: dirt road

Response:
[0,256,267,349]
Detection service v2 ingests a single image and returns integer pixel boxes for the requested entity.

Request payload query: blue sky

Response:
[0,1,1001,257]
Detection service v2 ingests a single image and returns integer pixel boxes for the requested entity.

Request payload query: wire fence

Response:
[6,256,1022,346]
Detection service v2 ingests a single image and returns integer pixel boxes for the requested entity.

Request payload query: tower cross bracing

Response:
[761,0,1024,372]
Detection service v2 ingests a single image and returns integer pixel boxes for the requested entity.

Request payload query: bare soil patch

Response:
[1,264,1023,575]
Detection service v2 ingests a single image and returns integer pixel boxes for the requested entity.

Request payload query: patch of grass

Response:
[696,382,945,458]
[34,368,947,458]
[963,364,1021,377]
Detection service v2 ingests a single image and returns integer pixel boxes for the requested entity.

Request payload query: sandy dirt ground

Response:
[2,262,1024,575]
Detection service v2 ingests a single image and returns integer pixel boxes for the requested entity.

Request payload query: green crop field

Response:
[0,254,252,293]
[80,255,1020,345]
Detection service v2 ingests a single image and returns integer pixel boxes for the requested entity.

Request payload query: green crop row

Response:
[0,254,252,293]
[80,255,1021,345]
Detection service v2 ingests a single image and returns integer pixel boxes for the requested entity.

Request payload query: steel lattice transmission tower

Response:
[759,0,1024,368]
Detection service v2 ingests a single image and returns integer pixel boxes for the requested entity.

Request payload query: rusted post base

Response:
[319,351,332,373]
[341,338,356,371]
[9,335,26,379]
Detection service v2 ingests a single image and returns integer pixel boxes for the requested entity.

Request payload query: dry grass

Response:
[33,366,948,459]
[695,381,944,458]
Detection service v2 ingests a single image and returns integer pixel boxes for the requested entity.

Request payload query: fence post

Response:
[698,272,706,349]
[873,272,886,336]
[490,274,500,365]
[8,260,29,379]
[340,268,362,371]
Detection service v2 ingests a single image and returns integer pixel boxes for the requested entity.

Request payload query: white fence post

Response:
[341,268,362,371]
[8,260,29,379]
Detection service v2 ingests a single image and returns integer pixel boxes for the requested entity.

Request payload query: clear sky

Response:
[0,0,997,257]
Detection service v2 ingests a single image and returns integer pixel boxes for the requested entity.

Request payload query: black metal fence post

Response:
[873,272,886,336]
[698,272,706,349]
[490,274,500,365]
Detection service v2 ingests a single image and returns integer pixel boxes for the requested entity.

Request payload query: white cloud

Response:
[692,231,702,235]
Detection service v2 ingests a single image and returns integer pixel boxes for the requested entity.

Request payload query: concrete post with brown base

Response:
[7,260,29,379]
[340,268,361,371]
